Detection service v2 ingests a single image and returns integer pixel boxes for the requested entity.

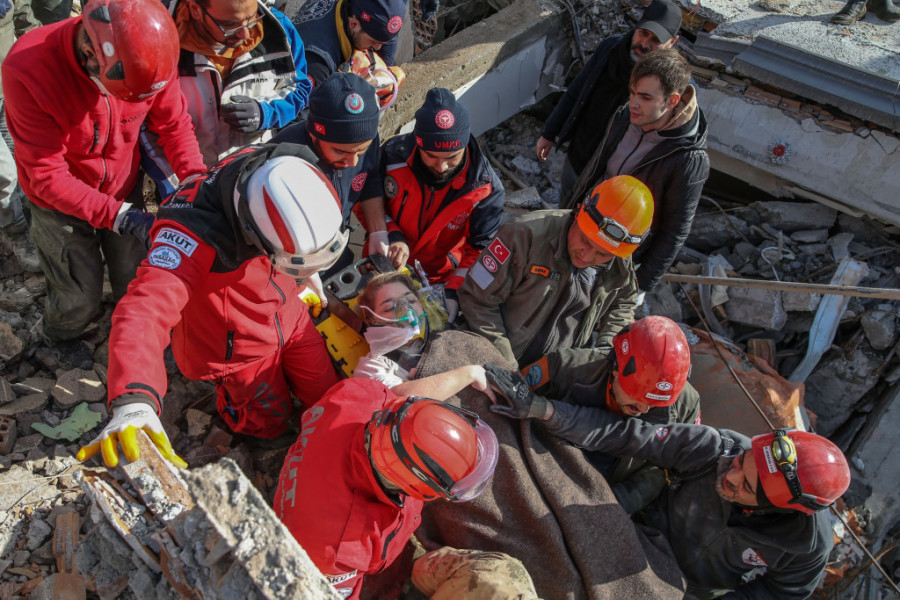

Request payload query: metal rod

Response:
[662,273,900,301]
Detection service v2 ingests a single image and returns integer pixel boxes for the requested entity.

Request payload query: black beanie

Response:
[307,73,380,144]
[351,0,406,43]
[413,88,470,152]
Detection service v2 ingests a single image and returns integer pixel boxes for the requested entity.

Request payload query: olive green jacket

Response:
[458,210,637,367]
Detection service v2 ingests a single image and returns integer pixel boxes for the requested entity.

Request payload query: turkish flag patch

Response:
[314,122,326,135]
[488,238,510,264]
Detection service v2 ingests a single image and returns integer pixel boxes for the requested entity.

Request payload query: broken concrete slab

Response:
[684,213,750,253]
[51,370,106,411]
[0,322,23,363]
[0,393,50,419]
[725,287,787,330]
[790,229,829,244]
[749,201,837,233]
[860,306,896,351]
[504,187,543,209]
[782,291,821,313]
[11,378,55,397]
[805,349,881,437]
[75,432,341,599]
[0,417,16,455]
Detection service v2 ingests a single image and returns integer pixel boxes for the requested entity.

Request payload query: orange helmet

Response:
[752,429,850,515]
[574,176,654,258]
[613,316,691,407]
[82,0,180,102]
[367,397,499,502]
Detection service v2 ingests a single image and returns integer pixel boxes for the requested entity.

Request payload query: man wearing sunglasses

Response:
[458,175,653,368]
[77,144,343,471]
[275,378,537,600]
[571,48,709,298]
[142,0,312,196]
[485,367,851,600]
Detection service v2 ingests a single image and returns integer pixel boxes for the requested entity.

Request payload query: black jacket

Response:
[573,88,710,292]
[544,408,834,600]
[540,33,629,149]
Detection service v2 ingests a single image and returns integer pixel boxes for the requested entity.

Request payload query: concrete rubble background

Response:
[0,0,899,598]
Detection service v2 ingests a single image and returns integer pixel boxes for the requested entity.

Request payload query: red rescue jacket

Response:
[2,17,205,229]
[274,379,424,599]
[380,134,504,290]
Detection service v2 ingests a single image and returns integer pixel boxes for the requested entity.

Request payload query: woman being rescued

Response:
[353,271,495,401]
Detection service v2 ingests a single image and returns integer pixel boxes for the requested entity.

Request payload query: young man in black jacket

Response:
[572,48,709,295]
[536,0,682,204]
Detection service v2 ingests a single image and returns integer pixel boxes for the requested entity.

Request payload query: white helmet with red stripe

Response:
[240,155,348,280]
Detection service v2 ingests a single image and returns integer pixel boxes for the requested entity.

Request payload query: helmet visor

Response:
[448,419,499,502]
[271,228,349,279]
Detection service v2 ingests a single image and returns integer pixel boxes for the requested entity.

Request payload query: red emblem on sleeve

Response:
[488,238,510,264]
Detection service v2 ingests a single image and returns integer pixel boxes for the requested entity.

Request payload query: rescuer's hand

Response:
[76,403,187,469]
[367,230,389,257]
[115,207,156,250]
[388,241,410,270]
[484,363,549,420]
[221,95,262,132]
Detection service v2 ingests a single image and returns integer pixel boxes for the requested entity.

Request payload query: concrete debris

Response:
[504,186,543,209]
[0,417,16,455]
[748,200,837,233]
[51,370,106,411]
[0,322,24,363]
[805,349,881,437]
[860,306,897,351]
[0,393,48,418]
[75,433,340,599]
[725,287,787,330]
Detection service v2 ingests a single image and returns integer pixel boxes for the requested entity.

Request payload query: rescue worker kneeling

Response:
[275,378,536,600]
[77,145,343,468]
[521,315,699,514]
[485,366,851,600]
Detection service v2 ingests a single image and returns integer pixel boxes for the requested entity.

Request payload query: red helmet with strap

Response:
[752,429,850,515]
[613,316,691,406]
[82,0,180,101]
[367,397,499,502]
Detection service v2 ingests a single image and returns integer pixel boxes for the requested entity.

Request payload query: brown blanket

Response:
[415,330,685,600]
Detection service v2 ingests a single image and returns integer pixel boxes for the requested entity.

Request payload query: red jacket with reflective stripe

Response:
[2,17,205,229]
[107,148,309,410]
[274,379,424,599]
[380,134,504,290]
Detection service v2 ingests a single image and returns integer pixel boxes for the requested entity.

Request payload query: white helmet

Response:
[236,155,348,280]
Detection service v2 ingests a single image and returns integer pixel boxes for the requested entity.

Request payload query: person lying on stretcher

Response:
[353,271,495,400]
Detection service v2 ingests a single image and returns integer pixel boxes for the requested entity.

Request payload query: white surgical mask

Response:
[364,324,420,356]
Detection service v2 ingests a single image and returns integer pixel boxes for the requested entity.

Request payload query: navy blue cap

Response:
[351,0,406,43]
[307,73,380,144]
[413,88,470,152]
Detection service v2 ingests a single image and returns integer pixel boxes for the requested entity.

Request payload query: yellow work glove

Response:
[76,403,187,469]
[300,272,326,318]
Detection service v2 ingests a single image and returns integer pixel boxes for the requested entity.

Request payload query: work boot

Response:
[868,0,900,21]
[0,220,41,273]
[831,0,866,23]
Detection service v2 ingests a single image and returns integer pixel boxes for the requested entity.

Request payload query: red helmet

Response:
[367,397,499,502]
[752,429,850,515]
[613,316,690,407]
[82,0,180,102]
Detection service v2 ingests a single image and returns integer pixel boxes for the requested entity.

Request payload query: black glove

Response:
[484,363,548,420]
[221,95,262,132]
[420,0,439,21]
[115,208,155,250]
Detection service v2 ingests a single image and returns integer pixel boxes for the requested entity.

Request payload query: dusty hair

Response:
[630,49,691,99]
[358,272,418,319]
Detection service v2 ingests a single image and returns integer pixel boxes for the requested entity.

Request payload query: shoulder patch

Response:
[351,172,367,192]
[148,245,182,270]
[469,261,495,290]
[154,228,198,257]
[488,238,511,264]
[521,355,550,391]
[530,265,550,277]
[482,254,498,273]
[384,175,398,199]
